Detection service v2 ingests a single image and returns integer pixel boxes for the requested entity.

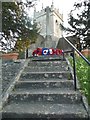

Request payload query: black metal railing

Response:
[63,37,90,90]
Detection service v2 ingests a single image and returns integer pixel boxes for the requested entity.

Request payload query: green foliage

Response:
[76,57,89,96]
[67,0,90,48]
[87,57,90,104]
[1,1,39,52]
[2,2,20,39]
[69,56,90,104]
[18,51,25,59]
[14,39,30,52]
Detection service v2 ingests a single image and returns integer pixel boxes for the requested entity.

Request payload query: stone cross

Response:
[45,7,51,36]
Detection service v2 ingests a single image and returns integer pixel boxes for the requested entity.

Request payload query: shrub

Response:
[68,56,90,104]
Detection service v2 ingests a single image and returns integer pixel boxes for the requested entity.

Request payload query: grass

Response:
[68,56,90,105]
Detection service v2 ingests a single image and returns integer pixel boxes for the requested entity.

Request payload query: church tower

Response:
[34,2,63,39]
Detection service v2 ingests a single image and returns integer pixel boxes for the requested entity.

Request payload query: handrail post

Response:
[72,49,77,90]
[62,50,65,60]
[64,37,90,65]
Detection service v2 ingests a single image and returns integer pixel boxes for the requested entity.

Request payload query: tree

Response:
[1,1,39,52]
[1,2,20,51]
[67,0,90,49]
[14,18,39,52]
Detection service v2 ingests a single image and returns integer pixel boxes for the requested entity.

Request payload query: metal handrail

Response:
[63,37,90,90]
[64,37,90,65]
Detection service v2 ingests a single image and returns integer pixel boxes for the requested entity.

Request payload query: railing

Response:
[63,37,90,90]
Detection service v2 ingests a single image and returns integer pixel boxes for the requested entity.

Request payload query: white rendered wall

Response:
[34,6,63,39]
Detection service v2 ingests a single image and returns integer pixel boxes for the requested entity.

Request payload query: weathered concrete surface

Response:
[14,80,74,90]
[2,59,25,97]
[0,54,2,119]
[3,103,88,119]
[2,56,89,119]
[89,106,90,118]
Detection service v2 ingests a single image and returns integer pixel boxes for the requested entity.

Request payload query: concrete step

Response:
[31,55,65,61]
[14,80,74,89]
[19,78,73,82]
[8,89,82,104]
[3,102,88,119]
[20,71,72,80]
[2,56,88,119]
[24,66,69,72]
[28,60,68,67]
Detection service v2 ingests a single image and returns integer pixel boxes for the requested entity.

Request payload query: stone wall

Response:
[2,59,25,97]
[57,38,72,51]
[28,34,59,56]
[57,36,77,51]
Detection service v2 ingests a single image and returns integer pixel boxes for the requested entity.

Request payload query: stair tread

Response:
[3,102,87,118]
[28,61,68,67]
[19,78,71,81]
[24,68,69,72]
[28,63,68,67]
[12,88,79,95]
[15,80,74,90]
[29,61,67,64]
[29,60,67,63]
[32,56,64,61]
[22,71,71,73]
[22,71,71,74]
[20,71,72,80]
[16,80,73,83]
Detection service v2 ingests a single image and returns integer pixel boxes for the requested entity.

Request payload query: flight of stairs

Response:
[2,55,88,119]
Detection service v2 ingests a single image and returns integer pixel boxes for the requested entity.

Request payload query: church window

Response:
[55,20,58,25]
[56,20,58,23]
